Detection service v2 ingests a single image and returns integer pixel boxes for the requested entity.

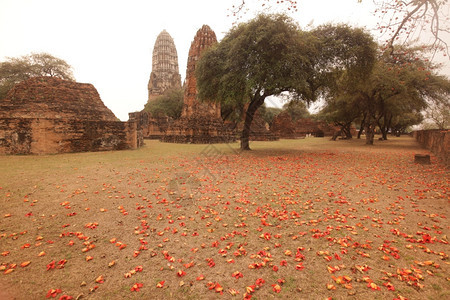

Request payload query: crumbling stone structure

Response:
[413,129,449,166]
[128,111,170,139]
[0,77,141,155]
[270,112,296,138]
[148,30,182,102]
[162,25,235,144]
[133,30,181,140]
[271,112,339,138]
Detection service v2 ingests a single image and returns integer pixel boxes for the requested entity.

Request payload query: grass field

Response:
[0,137,449,300]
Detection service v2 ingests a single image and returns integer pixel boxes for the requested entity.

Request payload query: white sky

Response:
[1,0,448,120]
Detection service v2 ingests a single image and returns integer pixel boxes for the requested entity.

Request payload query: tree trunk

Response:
[378,113,391,141]
[343,123,352,139]
[386,114,393,138]
[379,125,388,140]
[331,129,342,141]
[240,94,265,150]
[358,113,366,139]
[365,117,375,145]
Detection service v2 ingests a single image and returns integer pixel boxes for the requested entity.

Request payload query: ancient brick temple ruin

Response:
[271,111,340,138]
[0,77,142,155]
[161,25,234,143]
[129,30,181,139]
[147,30,182,102]
[128,111,170,139]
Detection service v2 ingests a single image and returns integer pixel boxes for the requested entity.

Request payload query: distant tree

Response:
[325,47,450,144]
[259,105,283,126]
[196,15,374,150]
[423,97,450,129]
[309,24,377,141]
[143,87,184,119]
[391,111,424,134]
[317,94,362,140]
[282,100,310,121]
[374,49,449,140]
[0,52,75,99]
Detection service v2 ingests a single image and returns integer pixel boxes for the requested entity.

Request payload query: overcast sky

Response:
[1,0,448,120]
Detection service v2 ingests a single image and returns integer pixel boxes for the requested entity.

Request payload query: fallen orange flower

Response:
[20,261,31,268]
[131,282,143,291]
[272,284,281,293]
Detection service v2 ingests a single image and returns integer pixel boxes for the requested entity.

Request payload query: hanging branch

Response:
[375,0,450,58]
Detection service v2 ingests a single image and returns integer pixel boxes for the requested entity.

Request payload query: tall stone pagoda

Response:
[162,25,235,144]
[147,30,182,102]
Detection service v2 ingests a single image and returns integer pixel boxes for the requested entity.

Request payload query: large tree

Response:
[370,49,449,141]
[196,14,375,150]
[196,14,316,150]
[0,52,75,99]
[323,47,450,144]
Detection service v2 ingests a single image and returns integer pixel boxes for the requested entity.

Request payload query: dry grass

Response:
[0,137,449,300]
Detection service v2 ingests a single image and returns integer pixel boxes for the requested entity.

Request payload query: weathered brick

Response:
[0,77,141,154]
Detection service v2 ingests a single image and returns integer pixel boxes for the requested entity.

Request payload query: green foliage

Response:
[320,45,450,143]
[196,13,318,149]
[391,112,424,133]
[196,14,375,149]
[282,101,310,121]
[259,105,283,126]
[143,88,184,119]
[310,24,377,97]
[196,13,314,106]
[0,52,75,99]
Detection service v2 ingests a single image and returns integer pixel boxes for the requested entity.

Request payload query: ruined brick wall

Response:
[270,112,296,138]
[162,25,234,144]
[1,77,117,121]
[0,118,138,155]
[181,25,221,119]
[163,111,235,144]
[413,130,449,166]
[129,111,170,139]
[271,113,339,138]
[0,77,140,154]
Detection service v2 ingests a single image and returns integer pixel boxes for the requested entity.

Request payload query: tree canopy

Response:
[319,46,450,143]
[196,14,314,150]
[196,14,376,150]
[230,1,450,57]
[282,100,310,121]
[0,53,75,99]
[143,88,184,119]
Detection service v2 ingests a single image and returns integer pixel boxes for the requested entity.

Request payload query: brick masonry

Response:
[161,25,235,144]
[0,77,141,155]
[271,112,340,138]
[413,130,449,166]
